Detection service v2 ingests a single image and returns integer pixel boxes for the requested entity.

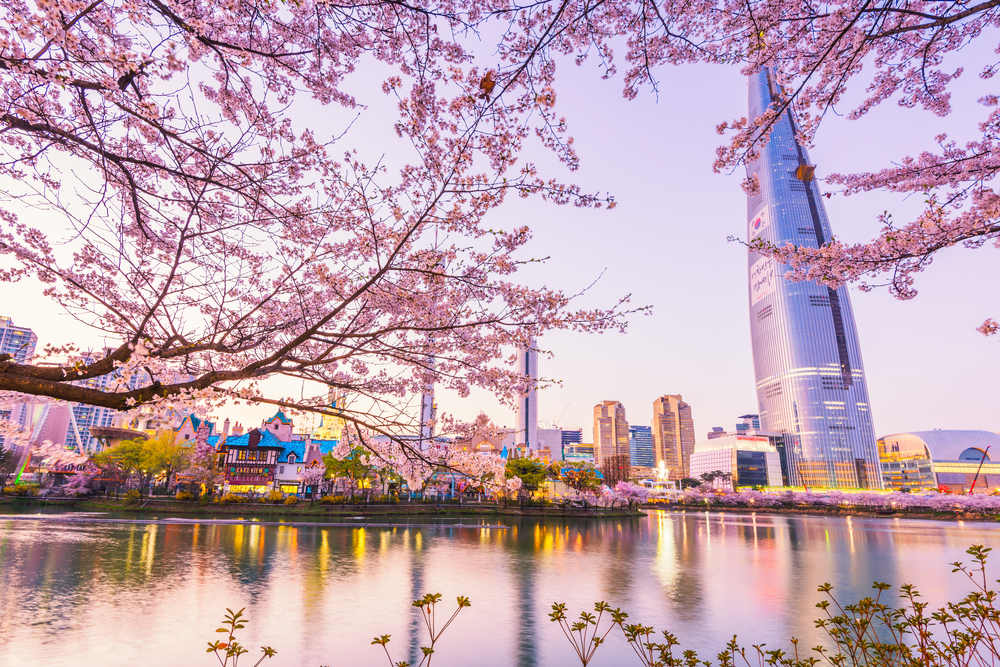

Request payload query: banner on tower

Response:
[750,256,776,304]
[749,207,769,239]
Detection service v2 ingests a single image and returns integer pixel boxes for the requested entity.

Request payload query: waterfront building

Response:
[629,424,655,468]
[877,430,1000,492]
[651,395,695,480]
[274,439,335,496]
[746,69,880,488]
[689,434,783,488]
[516,338,539,453]
[174,414,216,445]
[593,401,629,467]
[222,427,284,494]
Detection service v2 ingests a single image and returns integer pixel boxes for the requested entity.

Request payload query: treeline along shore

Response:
[0,494,644,519]
[6,490,1000,522]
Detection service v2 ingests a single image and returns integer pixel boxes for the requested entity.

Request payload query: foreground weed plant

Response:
[551,545,1000,667]
[548,601,627,666]
[215,545,1000,667]
[206,608,276,667]
[372,593,472,667]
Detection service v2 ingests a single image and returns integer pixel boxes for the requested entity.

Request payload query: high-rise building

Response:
[652,395,695,480]
[593,401,629,466]
[418,376,435,452]
[515,339,538,451]
[0,316,38,364]
[628,424,654,468]
[746,69,881,488]
[560,428,583,445]
[0,318,38,453]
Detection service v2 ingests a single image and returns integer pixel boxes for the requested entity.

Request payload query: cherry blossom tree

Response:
[3,0,993,463]
[614,480,649,509]
[0,0,635,443]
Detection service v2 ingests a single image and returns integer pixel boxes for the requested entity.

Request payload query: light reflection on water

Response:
[1,510,999,667]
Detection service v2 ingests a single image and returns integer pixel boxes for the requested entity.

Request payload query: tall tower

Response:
[746,70,881,489]
[651,395,695,480]
[515,338,538,453]
[593,401,629,466]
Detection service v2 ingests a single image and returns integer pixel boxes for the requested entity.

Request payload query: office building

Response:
[629,424,655,468]
[689,434,784,488]
[560,429,583,445]
[651,395,695,480]
[746,69,881,488]
[593,401,629,467]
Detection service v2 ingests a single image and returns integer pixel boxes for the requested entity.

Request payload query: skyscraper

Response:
[746,69,881,488]
[593,401,629,466]
[516,338,538,451]
[628,424,654,468]
[652,395,695,479]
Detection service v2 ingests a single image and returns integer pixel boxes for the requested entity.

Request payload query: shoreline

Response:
[4,495,999,522]
[646,502,1000,522]
[0,495,644,519]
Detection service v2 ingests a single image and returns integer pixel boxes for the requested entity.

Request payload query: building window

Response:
[280,466,284,474]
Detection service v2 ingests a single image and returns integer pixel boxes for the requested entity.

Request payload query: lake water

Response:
[1,508,999,667]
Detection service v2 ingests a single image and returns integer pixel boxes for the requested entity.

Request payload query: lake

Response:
[1,508,998,666]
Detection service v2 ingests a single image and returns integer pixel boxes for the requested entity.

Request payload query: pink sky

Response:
[4,58,998,442]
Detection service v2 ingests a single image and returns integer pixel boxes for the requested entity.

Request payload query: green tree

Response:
[140,433,189,494]
[557,462,603,492]
[505,458,547,492]
[93,438,148,496]
[323,448,375,500]
[679,477,702,490]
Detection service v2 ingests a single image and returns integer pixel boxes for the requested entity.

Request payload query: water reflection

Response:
[2,510,999,667]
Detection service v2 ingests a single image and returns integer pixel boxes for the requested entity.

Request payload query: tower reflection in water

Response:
[0,511,996,667]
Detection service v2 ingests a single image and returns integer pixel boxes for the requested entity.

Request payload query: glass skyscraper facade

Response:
[628,424,654,468]
[0,316,37,364]
[746,70,881,489]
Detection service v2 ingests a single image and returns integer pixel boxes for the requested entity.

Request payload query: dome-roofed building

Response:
[877,430,1000,492]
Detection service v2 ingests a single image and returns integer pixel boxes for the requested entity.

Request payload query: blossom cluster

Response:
[679,489,1000,512]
